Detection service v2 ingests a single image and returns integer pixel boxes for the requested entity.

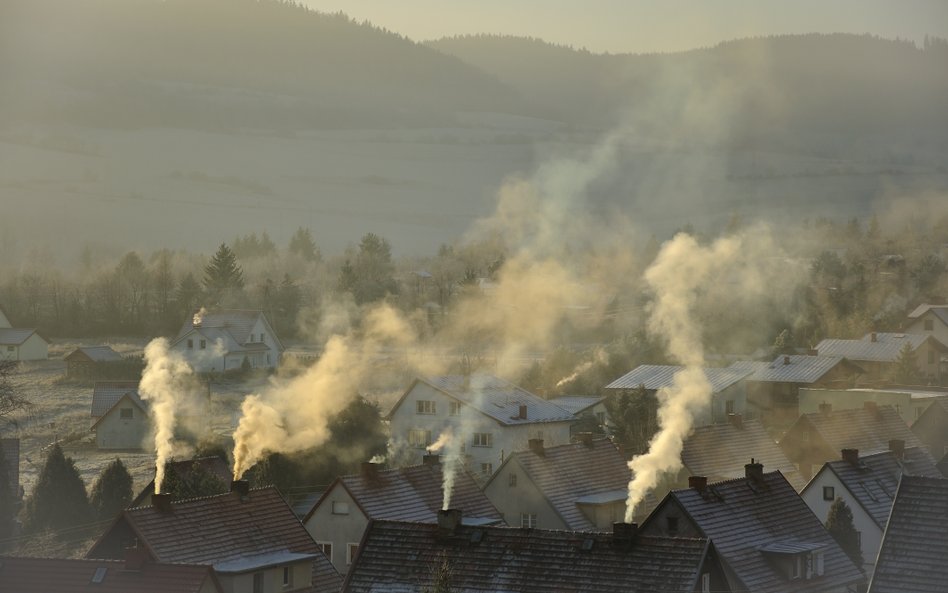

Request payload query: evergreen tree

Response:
[826,497,863,568]
[603,386,658,456]
[338,233,397,304]
[203,243,245,299]
[89,458,132,521]
[289,227,320,262]
[162,460,228,501]
[0,453,16,541]
[22,444,91,534]
[175,272,203,317]
[893,342,920,384]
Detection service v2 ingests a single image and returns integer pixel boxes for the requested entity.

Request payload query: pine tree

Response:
[288,227,319,262]
[893,342,920,384]
[22,444,91,534]
[826,497,863,568]
[203,243,245,298]
[89,458,133,521]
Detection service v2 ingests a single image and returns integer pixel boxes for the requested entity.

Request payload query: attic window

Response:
[331,501,350,515]
[666,516,679,534]
[120,408,133,420]
[822,486,834,501]
[91,567,107,584]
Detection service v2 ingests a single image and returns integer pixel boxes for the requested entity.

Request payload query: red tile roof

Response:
[0,557,221,593]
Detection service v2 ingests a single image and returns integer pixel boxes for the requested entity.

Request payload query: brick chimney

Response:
[361,461,381,483]
[528,438,544,456]
[576,432,594,447]
[230,479,250,498]
[612,522,637,548]
[437,509,462,536]
[745,458,764,483]
[124,545,147,571]
[728,413,744,430]
[518,404,528,420]
[783,355,791,365]
[888,439,905,459]
[689,476,708,493]
[422,452,441,466]
[864,400,880,419]
[842,448,859,465]
[870,332,878,342]
[819,402,832,415]
[151,492,173,512]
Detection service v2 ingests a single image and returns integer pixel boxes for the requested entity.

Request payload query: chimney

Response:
[783,355,791,365]
[230,479,250,498]
[888,439,905,459]
[870,332,878,342]
[745,458,764,483]
[842,448,859,465]
[422,452,441,466]
[151,493,173,512]
[124,545,147,571]
[807,348,819,356]
[361,461,381,483]
[728,413,744,430]
[437,509,462,536]
[528,438,544,456]
[689,476,708,493]
[576,432,594,447]
[612,522,637,548]
[819,402,832,415]
[518,404,528,420]
[864,400,880,418]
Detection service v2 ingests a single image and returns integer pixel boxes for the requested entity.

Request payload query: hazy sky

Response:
[301,0,948,54]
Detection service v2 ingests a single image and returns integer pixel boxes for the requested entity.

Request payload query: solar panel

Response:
[91,567,108,584]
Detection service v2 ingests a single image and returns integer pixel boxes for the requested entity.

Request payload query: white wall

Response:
[304,483,367,575]
[95,404,150,450]
[0,333,48,361]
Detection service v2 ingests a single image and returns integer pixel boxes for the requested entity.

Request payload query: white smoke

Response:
[192,306,207,326]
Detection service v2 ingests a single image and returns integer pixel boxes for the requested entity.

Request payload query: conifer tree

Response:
[22,444,91,534]
[89,458,133,521]
[826,497,863,568]
[203,243,245,297]
[893,342,920,384]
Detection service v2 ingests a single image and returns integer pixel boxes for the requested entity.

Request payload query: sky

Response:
[301,0,948,54]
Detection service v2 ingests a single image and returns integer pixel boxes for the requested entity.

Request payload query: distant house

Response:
[302,457,502,575]
[731,355,864,427]
[0,305,48,362]
[680,415,805,490]
[641,463,865,593]
[90,381,149,450]
[483,436,653,529]
[342,512,731,593]
[0,556,223,593]
[905,303,948,349]
[779,402,925,479]
[87,484,341,593]
[910,396,948,459]
[63,346,124,378]
[546,395,608,433]
[171,309,284,373]
[801,443,940,576]
[815,332,947,383]
[605,364,753,425]
[129,456,231,508]
[868,475,948,593]
[386,375,576,477]
[797,386,948,425]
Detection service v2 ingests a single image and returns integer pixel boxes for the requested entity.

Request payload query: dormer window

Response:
[760,541,826,581]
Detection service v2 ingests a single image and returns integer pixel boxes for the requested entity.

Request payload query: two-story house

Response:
[386,375,576,477]
[171,309,284,373]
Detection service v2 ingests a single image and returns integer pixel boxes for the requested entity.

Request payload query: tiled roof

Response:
[342,519,710,593]
[605,364,753,392]
[907,304,948,325]
[654,471,864,593]
[65,346,124,363]
[91,381,143,418]
[868,476,948,593]
[130,457,232,507]
[0,328,39,345]
[797,405,924,455]
[306,462,501,524]
[87,487,341,592]
[937,452,948,477]
[490,439,635,530]
[546,396,604,415]
[175,309,284,351]
[0,557,221,593]
[417,375,576,425]
[816,333,943,363]
[731,355,852,384]
[682,419,805,490]
[812,447,941,529]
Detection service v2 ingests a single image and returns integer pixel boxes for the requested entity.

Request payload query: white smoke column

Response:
[427,430,452,454]
[426,428,463,510]
[139,338,197,493]
[192,307,207,326]
[555,348,608,389]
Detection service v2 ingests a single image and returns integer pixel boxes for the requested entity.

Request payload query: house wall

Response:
[911,404,948,459]
[94,404,149,450]
[708,381,748,424]
[304,484,368,575]
[906,313,948,352]
[801,468,881,575]
[219,561,312,593]
[483,459,568,530]
[577,501,628,529]
[200,577,222,593]
[1,333,48,361]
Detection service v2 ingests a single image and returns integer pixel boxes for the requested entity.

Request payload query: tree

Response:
[603,386,658,457]
[826,497,863,568]
[162,460,228,501]
[22,444,91,534]
[0,361,31,427]
[893,342,920,384]
[288,227,320,262]
[89,459,132,521]
[338,233,397,304]
[203,243,245,301]
[176,272,203,317]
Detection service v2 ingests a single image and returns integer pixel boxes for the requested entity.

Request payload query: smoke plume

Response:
[426,428,464,510]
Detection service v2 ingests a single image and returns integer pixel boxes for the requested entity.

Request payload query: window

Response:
[701,573,711,593]
[790,555,803,580]
[449,401,461,416]
[187,339,193,349]
[200,339,206,350]
[408,429,432,448]
[5,346,13,352]
[282,566,293,588]
[813,551,824,576]
[317,542,333,562]
[347,543,359,565]
[929,351,936,364]
[261,332,266,342]
[508,473,517,487]
[480,462,493,476]
[416,400,436,415]
[92,567,107,583]
[472,432,493,448]
[666,516,679,534]
[331,501,350,515]
[726,400,735,415]
[252,572,263,593]
[120,408,133,420]
[924,319,934,331]
[595,411,605,425]
[822,486,835,501]
[520,513,537,528]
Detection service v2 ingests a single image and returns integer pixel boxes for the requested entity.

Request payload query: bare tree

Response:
[0,361,32,427]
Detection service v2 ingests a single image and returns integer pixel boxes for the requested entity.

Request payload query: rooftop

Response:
[605,364,753,393]
[90,381,146,418]
[546,395,604,415]
[816,333,945,363]
[129,457,232,508]
[907,303,948,325]
[731,355,855,384]
[0,328,39,346]
[791,404,924,455]
[65,346,124,363]
[0,556,220,593]
[175,309,282,350]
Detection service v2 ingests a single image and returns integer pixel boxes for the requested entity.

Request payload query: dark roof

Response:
[342,519,711,593]
[65,346,124,363]
[87,487,341,591]
[605,364,752,392]
[809,447,941,529]
[794,405,924,455]
[682,419,805,490]
[650,471,864,593]
[129,457,232,507]
[731,355,856,384]
[0,557,221,593]
[0,328,40,346]
[305,462,501,524]
[91,381,143,417]
[175,309,284,351]
[869,476,948,593]
[487,439,635,530]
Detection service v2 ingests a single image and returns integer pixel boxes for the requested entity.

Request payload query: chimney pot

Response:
[888,439,905,459]
[783,355,791,365]
[612,522,637,547]
[151,492,173,512]
[230,479,250,497]
[422,453,441,466]
[519,404,528,419]
[124,546,147,571]
[437,508,462,536]
[863,400,880,418]
[728,413,743,430]
[528,438,544,455]
[745,458,764,483]
[361,461,381,482]
[871,332,878,342]
[576,432,594,447]
[819,402,832,415]
[842,448,859,465]
[689,476,708,492]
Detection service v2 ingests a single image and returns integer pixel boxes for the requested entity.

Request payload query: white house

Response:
[90,381,150,450]
[386,375,576,479]
[170,309,284,373]
[0,305,48,361]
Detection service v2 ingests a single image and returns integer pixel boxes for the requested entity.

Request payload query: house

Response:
[605,364,753,425]
[386,375,576,477]
[680,414,806,490]
[171,309,284,373]
[815,332,947,383]
[905,303,948,349]
[641,463,865,593]
[546,395,609,433]
[483,436,654,530]
[779,402,925,479]
[798,386,948,425]
[302,457,502,575]
[129,456,232,507]
[87,483,342,593]
[867,475,948,593]
[0,305,48,361]
[0,555,223,593]
[90,381,149,450]
[731,355,864,427]
[341,511,731,593]
[64,346,124,378]
[910,396,948,459]
[800,443,940,576]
